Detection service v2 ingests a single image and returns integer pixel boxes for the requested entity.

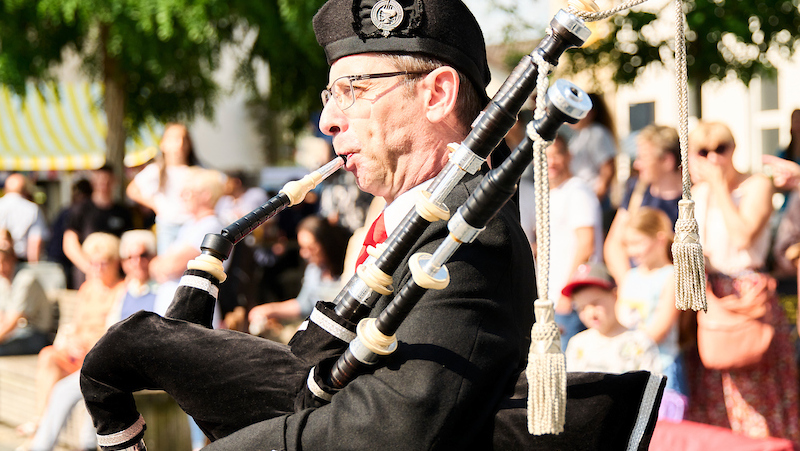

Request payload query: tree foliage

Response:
[554,0,800,91]
[0,0,329,166]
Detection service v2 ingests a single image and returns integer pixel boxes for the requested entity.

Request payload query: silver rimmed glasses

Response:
[321,71,428,111]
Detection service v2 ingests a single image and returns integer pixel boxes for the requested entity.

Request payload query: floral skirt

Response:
[686,271,800,445]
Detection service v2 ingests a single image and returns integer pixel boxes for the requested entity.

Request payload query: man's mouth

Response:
[338,152,356,170]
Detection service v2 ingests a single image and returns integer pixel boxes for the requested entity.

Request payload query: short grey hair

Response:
[120,229,157,259]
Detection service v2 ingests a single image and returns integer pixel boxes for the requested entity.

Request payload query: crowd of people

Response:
[0,121,362,450]
[519,115,800,446]
[0,19,799,448]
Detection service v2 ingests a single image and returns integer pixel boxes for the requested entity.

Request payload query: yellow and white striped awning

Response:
[0,82,163,171]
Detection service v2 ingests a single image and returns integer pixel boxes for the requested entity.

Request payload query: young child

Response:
[616,207,687,399]
[563,262,661,374]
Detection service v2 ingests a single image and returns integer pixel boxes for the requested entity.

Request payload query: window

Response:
[760,77,778,111]
[629,102,655,132]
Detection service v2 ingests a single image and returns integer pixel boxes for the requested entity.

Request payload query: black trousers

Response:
[81,312,309,440]
[80,270,329,449]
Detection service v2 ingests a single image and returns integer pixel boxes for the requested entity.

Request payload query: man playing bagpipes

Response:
[79,1,663,450]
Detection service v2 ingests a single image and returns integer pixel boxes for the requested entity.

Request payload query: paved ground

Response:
[0,422,70,451]
[0,422,26,451]
[0,421,26,451]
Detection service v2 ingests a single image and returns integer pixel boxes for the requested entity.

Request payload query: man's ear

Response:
[420,66,459,124]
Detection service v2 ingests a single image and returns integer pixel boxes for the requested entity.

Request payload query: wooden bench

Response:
[0,289,192,451]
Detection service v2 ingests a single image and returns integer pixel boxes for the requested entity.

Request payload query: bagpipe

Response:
[190,8,666,449]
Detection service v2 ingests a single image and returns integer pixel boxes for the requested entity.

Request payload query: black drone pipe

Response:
[198,156,346,261]
[327,80,593,390]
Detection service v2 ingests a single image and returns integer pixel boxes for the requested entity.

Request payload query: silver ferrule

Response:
[419,250,454,279]
[548,79,592,122]
[315,156,346,180]
[427,162,467,204]
[553,9,591,42]
[349,338,380,365]
[447,211,484,244]
[347,277,374,306]
[450,143,486,174]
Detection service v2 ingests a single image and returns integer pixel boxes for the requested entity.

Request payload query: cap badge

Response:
[371,0,404,36]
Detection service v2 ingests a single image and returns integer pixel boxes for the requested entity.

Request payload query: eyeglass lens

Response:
[323,77,355,110]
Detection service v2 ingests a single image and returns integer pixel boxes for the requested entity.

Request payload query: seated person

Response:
[0,229,53,356]
[248,215,350,338]
[18,233,124,439]
[150,167,226,318]
[108,230,159,321]
[24,230,159,451]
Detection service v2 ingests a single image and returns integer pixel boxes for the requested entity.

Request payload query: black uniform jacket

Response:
[207,170,536,451]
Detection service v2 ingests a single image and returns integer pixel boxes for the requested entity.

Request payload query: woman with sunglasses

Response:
[685,121,799,445]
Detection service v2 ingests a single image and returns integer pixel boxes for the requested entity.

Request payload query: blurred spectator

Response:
[215,170,268,225]
[109,230,159,321]
[617,207,687,418]
[248,215,351,339]
[604,125,682,282]
[685,121,799,445]
[771,188,800,333]
[319,170,374,233]
[145,166,226,451]
[778,109,800,165]
[127,123,199,255]
[46,178,92,289]
[17,233,124,440]
[150,167,226,317]
[213,170,268,325]
[25,230,158,451]
[0,230,53,356]
[567,92,618,228]
[563,262,661,374]
[519,135,602,350]
[763,155,800,297]
[62,165,133,287]
[0,173,47,262]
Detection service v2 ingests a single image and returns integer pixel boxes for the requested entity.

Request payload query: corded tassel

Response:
[526,299,566,435]
[672,199,707,312]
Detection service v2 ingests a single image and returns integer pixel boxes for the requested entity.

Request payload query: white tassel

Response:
[526,299,567,435]
[672,199,707,312]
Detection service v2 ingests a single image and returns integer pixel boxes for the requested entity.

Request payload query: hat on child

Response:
[561,262,616,297]
[312,0,491,91]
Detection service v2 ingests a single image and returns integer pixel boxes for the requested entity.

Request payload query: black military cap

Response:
[313,0,491,91]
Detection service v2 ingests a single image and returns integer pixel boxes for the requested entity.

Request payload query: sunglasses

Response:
[124,252,153,261]
[696,143,731,158]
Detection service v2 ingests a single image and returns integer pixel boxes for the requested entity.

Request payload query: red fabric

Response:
[650,420,797,451]
[355,211,387,267]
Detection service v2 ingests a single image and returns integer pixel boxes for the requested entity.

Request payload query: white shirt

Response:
[132,164,192,225]
[382,179,434,237]
[0,192,47,260]
[566,328,662,374]
[520,177,603,301]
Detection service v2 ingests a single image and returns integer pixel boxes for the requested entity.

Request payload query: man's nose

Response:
[319,100,345,136]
